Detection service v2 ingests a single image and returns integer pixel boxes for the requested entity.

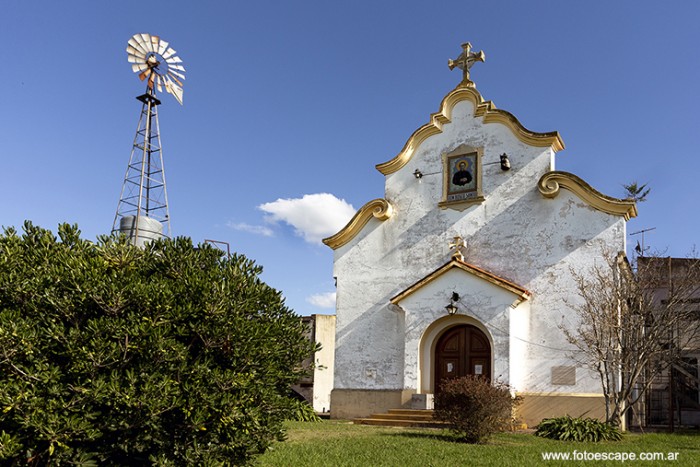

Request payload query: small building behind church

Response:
[291,314,336,415]
[323,43,637,427]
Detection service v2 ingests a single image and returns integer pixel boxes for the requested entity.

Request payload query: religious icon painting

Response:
[439,144,484,209]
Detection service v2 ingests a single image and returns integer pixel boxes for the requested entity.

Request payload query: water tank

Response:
[119,215,164,247]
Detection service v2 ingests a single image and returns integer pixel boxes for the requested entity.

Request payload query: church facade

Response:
[323,44,637,426]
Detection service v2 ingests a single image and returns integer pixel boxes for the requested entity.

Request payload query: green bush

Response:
[0,222,317,465]
[535,415,622,442]
[433,376,521,443]
[285,399,321,423]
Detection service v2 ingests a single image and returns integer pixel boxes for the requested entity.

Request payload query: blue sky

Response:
[2,1,699,315]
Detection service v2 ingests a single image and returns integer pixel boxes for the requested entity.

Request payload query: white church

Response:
[322,43,637,427]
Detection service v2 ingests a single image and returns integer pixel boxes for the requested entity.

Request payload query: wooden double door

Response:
[435,324,491,393]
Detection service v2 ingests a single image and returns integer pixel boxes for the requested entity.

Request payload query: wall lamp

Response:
[483,153,511,171]
[445,292,460,315]
[413,169,440,179]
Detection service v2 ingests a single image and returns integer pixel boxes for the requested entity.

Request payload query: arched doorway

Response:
[434,324,491,393]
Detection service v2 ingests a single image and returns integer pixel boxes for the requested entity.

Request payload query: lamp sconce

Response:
[445,292,460,315]
[484,153,511,171]
[413,169,441,181]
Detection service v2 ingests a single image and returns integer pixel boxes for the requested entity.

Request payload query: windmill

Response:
[112,33,185,246]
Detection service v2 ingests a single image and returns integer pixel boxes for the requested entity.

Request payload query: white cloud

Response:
[306,292,336,309]
[259,193,355,244]
[227,221,274,237]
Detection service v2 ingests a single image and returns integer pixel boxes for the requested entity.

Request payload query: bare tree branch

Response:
[560,249,700,427]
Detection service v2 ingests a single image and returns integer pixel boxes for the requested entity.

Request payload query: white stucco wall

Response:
[332,91,626,397]
[312,314,335,413]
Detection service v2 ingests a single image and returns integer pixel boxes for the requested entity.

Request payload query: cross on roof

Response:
[449,236,467,261]
[448,42,485,87]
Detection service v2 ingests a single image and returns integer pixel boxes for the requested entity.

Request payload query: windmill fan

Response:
[127,33,185,104]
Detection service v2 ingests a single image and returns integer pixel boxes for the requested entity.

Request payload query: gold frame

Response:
[439,144,484,210]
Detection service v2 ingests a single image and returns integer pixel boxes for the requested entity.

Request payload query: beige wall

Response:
[517,393,606,427]
[331,389,415,419]
[331,388,606,427]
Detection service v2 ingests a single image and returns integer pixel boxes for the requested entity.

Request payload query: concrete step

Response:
[353,409,447,428]
[387,409,434,417]
[368,413,434,421]
[368,412,434,421]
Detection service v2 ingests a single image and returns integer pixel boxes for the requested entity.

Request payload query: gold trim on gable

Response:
[538,171,638,221]
[375,85,565,175]
[482,109,564,151]
[390,257,531,305]
[322,198,393,250]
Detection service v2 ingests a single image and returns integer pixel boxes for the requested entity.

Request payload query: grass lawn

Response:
[255,420,700,466]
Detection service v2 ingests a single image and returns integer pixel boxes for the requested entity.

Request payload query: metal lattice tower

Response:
[112,90,171,242]
[112,33,185,246]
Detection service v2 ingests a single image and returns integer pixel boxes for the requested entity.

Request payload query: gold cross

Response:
[448,42,485,87]
[449,236,466,261]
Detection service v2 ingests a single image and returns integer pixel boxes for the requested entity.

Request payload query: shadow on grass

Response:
[381,429,547,446]
[380,430,463,443]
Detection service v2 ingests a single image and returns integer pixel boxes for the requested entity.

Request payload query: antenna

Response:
[112,34,186,246]
[630,227,656,256]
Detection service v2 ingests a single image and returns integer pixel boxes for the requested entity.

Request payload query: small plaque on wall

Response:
[439,144,484,210]
[551,366,576,386]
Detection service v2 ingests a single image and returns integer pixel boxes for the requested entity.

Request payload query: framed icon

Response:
[439,144,484,209]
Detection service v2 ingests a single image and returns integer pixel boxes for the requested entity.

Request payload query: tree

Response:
[0,222,316,465]
[622,181,650,203]
[561,250,700,428]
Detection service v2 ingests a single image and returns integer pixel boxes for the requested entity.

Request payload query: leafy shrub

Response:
[535,415,622,442]
[0,222,317,465]
[285,399,322,422]
[433,376,521,443]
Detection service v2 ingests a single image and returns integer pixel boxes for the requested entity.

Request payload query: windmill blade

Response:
[139,33,154,53]
[150,35,160,54]
[165,55,183,64]
[155,75,163,93]
[157,39,169,56]
[165,79,184,105]
[166,64,185,75]
[133,34,149,52]
[127,50,146,62]
[128,54,146,64]
[168,69,186,81]
[132,63,149,73]
[127,36,143,52]
[167,73,184,87]
[161,47,177,60]
[127,45,146,59]
[168,63,186,72]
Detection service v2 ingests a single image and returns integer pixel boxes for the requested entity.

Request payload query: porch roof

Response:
[389,257,531,305]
